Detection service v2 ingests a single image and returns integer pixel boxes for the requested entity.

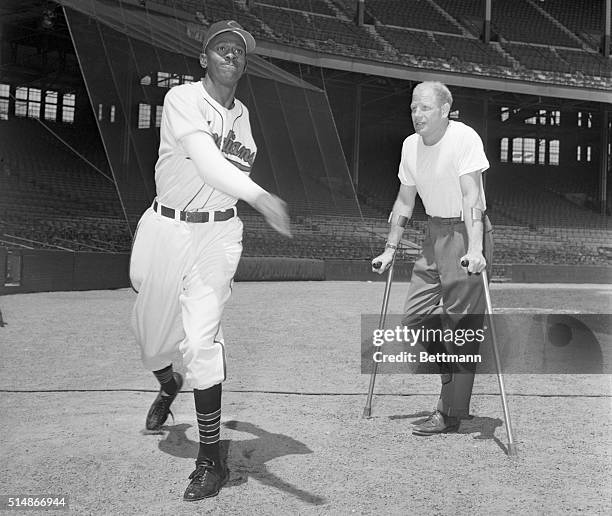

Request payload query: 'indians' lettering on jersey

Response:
[211,130,256,169]
[155,81,257,210]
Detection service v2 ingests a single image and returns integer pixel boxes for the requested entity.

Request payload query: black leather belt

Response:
[153,200,236,223]
[428,216,463,224]
[428,211,487,224]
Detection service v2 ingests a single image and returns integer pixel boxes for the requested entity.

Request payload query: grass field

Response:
[1,281,610,515]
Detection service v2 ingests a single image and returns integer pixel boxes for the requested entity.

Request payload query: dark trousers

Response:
[402,216,493,417]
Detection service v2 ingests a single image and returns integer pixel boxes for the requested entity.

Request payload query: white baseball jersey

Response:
[155,81,257,211]
[398,121,489,218]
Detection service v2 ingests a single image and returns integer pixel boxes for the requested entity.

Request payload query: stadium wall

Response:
[512,264,612,284]
[2,249,611,294]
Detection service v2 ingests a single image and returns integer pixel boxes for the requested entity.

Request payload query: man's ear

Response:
[199,52,207,70]
[442,102,451,118]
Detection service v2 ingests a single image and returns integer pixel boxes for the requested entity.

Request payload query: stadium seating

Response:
[257,0,336,17]
[141,0,612,90]
[491,0,580,47]
[433,0,484,39]
[364,0,461,34]
[490,224,610,266]
[500,43,573,74]
[486,169,610,229]
[252,3,384,54]
[0,118,134,252]
[538,0,605,50]
[145,0,612,89]
[556,48,612,77]
[198,0,267,38]
[434,0,483,21]
[0,119,122,212]
[377,27,447,60]
[434,34,511,67]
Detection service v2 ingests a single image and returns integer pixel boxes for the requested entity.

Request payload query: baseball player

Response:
[129,20,291,501]
[372,81,493,436]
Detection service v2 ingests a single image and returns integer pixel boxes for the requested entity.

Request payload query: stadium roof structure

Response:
[257,41,611,104]
[55,0,612,104]
[6,0,610,103]
[7,0,322,92]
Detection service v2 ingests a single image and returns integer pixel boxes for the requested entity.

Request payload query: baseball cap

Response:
[203,20,256,54]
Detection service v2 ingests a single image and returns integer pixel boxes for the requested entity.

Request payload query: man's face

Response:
[410,85,449,140]
[200,31,247,85]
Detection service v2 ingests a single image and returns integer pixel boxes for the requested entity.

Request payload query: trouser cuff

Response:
[437,398,470,418]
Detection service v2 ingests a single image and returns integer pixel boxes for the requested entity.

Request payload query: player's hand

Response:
[371,249,394,274]
[253,192,292,238]
[460,252,486,274]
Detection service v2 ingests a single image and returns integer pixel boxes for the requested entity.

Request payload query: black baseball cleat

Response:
[183,458,229,501]
[145,372,183,431]
[412,410,460,436]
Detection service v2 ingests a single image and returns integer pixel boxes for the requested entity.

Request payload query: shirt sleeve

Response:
[163,86,213,142]
[398,139,416,186]
[457,126,490,176]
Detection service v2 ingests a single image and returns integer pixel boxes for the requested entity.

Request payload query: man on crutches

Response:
[371,81,494,437]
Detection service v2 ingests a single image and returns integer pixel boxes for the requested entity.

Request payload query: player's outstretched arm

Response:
[182,132,291,237]
[372,184,416,274]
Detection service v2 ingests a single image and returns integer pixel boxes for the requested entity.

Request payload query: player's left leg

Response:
[179,218,243,501]
[436,219,493,419]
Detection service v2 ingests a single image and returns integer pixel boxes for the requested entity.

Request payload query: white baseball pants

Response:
[130,206,243,390]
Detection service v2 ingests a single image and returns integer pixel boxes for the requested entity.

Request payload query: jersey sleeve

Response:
[457,126,490,176]
[163,86,213,142]
[398,139,416,186]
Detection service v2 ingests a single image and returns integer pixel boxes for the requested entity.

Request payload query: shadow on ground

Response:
[157,420,326,505]
[389,411,507,454]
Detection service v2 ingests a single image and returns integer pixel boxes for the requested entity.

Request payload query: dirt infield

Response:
[1,282,611,515]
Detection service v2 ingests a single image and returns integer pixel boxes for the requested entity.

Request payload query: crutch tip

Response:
[507,443,518,457]
[362,407,372,419]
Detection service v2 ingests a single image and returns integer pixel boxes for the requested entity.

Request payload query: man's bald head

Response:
[414,81,453,110]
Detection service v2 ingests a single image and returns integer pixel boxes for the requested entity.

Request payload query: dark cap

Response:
[203,20,256,54]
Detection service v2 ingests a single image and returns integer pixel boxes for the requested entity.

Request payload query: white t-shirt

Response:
[398,120,489,218]
[155,81,257,211]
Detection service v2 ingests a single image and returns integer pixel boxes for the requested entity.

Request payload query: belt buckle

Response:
[184,211,209,223]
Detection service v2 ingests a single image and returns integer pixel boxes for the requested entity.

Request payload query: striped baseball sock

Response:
[194,384,222,465]
[153,365,178,397]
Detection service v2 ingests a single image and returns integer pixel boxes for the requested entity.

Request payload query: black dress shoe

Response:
[183,458,229,501]
[412,410,460,436]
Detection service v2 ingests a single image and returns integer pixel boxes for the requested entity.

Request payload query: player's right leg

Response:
[130,207,192,431]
